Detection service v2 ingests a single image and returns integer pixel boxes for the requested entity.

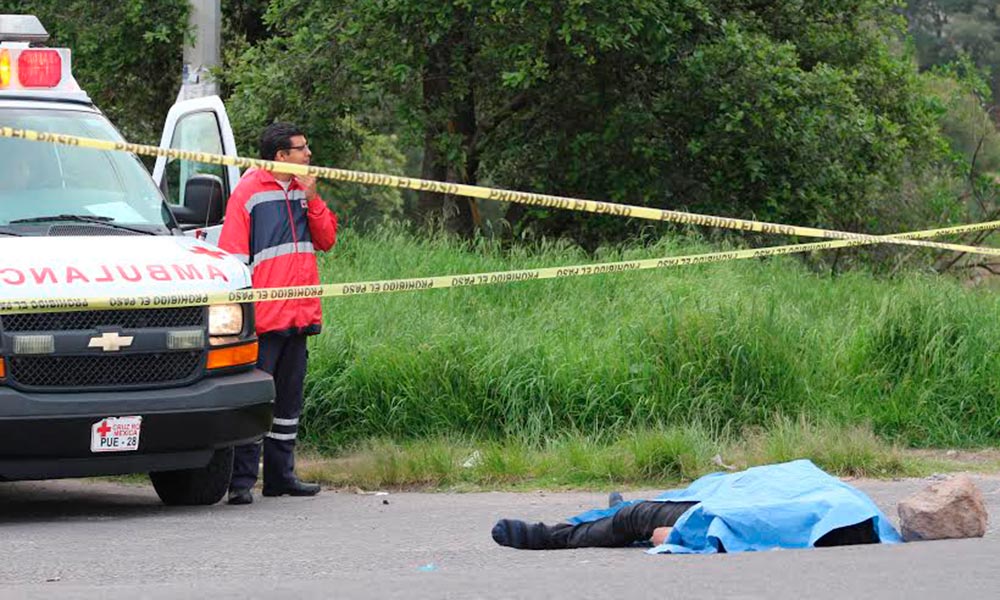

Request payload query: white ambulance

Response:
[0,15,273,505]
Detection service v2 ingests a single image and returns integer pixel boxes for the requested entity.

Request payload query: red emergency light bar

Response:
[17,49,61,87]
[0,46,73,90]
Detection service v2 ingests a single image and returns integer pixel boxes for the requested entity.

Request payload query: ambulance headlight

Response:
[208,304,243,336]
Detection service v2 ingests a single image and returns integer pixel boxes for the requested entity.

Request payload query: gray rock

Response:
[898,475,988,542]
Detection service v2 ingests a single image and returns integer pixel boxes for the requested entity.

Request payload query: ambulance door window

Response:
[161,111,228,208]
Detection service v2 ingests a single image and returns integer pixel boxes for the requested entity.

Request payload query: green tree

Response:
[905,0,1000,105]
[0,1,190,144]
[216,0,406,224]
[223,0,949,245]
[477,1,946,241]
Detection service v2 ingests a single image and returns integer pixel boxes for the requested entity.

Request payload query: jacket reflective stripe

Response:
[249,197,312,258]
[245,189,307,213]
[265,431,297,441]
[272,417,299,426]
[251,241,315,269]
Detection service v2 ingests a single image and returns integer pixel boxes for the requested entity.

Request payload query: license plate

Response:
[90,416,142,453]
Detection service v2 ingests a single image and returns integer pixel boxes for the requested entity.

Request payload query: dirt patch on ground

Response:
[906,448,1000,469]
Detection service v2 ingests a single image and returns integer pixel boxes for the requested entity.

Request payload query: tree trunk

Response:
[416,12,479,235]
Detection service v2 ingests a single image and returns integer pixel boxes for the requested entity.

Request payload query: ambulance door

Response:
[152,95,240,245]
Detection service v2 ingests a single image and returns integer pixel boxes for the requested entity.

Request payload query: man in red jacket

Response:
[218,122,338,505]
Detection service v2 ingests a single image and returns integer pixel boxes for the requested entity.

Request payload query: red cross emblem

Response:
[190,246,226,260]
[96,420,111,437]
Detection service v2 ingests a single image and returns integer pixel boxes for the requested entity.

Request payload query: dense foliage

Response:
[219,0,958,245]
[907,0,1000,104]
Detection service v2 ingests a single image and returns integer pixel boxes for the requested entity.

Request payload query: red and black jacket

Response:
[218,168,337,336]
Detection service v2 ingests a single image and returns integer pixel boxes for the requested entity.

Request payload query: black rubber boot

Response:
[491,519,556,550]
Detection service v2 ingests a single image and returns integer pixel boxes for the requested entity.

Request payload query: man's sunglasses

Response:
[283,143,310,152]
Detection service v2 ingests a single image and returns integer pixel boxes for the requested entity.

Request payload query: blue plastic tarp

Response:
[567,459,901,554]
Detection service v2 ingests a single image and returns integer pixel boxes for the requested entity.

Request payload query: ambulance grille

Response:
[0,307,205,332]
[8,351,203,389]
[47,225,144,236]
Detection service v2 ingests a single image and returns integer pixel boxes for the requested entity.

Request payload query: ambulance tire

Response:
[149,446,234,506]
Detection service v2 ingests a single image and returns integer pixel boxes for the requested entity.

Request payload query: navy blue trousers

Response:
[230,333,308,491]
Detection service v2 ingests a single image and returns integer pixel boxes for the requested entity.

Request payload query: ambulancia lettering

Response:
[0,263,230,285]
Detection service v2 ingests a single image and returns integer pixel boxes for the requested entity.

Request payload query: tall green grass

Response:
[302,225,1000,451]
[297,419,913,490]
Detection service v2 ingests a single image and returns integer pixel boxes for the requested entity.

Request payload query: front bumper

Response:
[0,369,274,480]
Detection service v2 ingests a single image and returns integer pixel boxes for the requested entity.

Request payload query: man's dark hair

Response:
[259,122,304,160]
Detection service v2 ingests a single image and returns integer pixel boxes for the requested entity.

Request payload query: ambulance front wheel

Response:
[149,446,235,506]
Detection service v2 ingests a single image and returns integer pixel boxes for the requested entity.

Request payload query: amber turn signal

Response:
[0,49,10,88]
[207,341,258,370]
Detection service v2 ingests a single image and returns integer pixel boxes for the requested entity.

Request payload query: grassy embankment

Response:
[296,226,1000,489]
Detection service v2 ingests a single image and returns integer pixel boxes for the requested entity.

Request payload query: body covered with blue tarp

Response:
[568,460,901,554]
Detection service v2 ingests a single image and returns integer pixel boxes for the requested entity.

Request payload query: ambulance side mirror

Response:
[170,174,225,227]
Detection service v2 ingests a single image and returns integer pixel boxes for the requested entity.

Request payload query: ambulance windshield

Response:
[0,108,172,232]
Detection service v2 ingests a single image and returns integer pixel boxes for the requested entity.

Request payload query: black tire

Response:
[149,446,234,506]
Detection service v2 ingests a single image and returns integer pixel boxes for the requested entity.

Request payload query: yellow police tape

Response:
[2,126,1000,257]
[0,219,994,314]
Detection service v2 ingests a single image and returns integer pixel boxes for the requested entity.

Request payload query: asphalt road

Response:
[1,474,998,599]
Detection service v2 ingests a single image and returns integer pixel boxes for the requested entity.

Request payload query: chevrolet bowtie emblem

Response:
[88,332,134,352]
